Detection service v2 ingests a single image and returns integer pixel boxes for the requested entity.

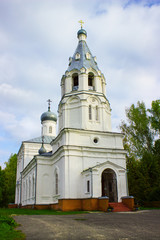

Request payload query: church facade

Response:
[15,27,130,210]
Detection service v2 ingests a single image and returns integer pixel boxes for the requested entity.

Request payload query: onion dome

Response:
[41,100,57,123]
[77,28,87,38]
[41,111,57,123]
[39,137,46,155]
[39,144,46,155]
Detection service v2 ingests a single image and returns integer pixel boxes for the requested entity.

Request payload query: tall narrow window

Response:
[49,126,52,133]
[95,106,98,121]
[26,180,28,200]
[32,175,35,197]
[55,172,58,195]
[29,178,31,199]
[72,73,79,91]
[87,180,90,193]
[88,73,94,90]
[89,105,92,120]
[23,183,25,201]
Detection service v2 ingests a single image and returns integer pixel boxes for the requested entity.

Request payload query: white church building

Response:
[15,26,133,211]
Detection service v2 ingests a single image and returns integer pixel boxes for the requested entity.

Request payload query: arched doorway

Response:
[101,168,118,202]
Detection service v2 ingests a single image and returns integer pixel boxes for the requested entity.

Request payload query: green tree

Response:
[1,154,17,207]
[120,100,160,204]
[0,166,5,207]
[120,101,153,159]
[4,154,17,205]
[148,99,160,136]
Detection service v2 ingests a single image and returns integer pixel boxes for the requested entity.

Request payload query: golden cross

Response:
[79,20,84,29]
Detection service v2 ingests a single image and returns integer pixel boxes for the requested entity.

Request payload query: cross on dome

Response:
[47,99,52,111]
[78,20,84,29]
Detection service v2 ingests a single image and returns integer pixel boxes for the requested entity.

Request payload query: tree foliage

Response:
[120,100,160,204]
[0,154,17,207]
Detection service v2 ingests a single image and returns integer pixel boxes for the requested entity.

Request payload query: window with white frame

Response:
[88,73,94,90]
[26,180,28,200]
[55,172,58,195]
[49,126,52,133]
[29,178,31,199]
[87,180,90,193]
[32,175,35,197]
[23,182,25,201]
[75,52,80,60]
[89,105,92,120]
[95,106,98,121]
[72,73,79,91]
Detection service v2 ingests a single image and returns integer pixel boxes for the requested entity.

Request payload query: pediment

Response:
[82,160,126,174]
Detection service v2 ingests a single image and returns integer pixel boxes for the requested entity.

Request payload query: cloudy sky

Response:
[0,0,160,168]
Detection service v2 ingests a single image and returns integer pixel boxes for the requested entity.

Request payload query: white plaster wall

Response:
[58,93,111,133]
[36,154,65,204]
[42,120,57,137]
[21,163,36,206]
[23,142,52,168]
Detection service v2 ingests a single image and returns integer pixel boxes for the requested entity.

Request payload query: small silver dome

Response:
[41,110,57,123]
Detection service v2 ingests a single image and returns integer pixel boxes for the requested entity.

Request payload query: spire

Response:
[67,25,99,73]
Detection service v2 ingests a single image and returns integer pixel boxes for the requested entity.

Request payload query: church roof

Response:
[67,29,99,72]
[25,136,55,144]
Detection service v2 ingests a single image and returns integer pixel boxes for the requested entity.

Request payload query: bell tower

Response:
[58,24,111,133]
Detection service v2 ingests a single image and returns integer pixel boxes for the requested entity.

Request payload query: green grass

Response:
[0,214,25,240]
[0,208,87,240]
[0,208,88,216]
[139,207,160,210]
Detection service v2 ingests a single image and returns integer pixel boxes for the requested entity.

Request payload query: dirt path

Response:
[14,210,160,240]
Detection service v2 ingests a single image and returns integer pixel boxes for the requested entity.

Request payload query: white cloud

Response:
[0,110,40,140]
[0,0,159,166]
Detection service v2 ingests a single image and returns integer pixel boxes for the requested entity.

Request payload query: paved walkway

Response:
[14,210,160,240]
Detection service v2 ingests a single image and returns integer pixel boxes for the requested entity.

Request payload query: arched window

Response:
[95,106,98,121]
[26,180,28,200]
[49,126,52,133]
[23,182,25,201]
[72,73,79,91]
[32,175,35,197]
[89,105,92,120]
[88,73,94,90]
[29,178,31,199]
[55,172,58,195]
[75,52,80,60]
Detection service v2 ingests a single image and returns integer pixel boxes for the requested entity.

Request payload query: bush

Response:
[148,187,160,201]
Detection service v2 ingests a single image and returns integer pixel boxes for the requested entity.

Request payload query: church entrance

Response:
[101,169,118,202]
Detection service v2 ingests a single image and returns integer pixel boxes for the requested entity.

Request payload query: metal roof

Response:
[25,136,55,144]
[67,39,99,72]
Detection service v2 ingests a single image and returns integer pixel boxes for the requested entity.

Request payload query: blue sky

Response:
[0,0,160,168]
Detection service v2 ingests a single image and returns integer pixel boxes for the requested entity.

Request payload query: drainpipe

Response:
[90,168,93,198]
[34,158,37,206]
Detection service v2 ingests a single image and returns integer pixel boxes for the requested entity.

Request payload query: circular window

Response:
[93,138,98,144]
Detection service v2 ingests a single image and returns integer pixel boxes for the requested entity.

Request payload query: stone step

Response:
[109,202,131,212]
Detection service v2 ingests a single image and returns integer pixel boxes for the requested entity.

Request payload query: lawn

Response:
[0,208,87,216]
[0,208,87,240]
[0,214,25,240]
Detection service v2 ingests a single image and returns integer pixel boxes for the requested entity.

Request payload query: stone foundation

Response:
[8,204,18,208]
[15,198,109,211]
